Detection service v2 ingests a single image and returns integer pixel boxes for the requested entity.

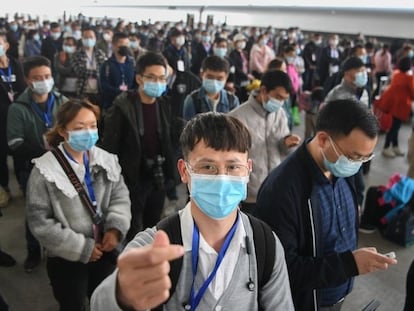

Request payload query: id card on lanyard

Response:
[0,65,16,102]
[186,215,239,311]
[31,94,55,149]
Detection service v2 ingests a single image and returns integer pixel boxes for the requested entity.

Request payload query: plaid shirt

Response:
[70,48,107,97]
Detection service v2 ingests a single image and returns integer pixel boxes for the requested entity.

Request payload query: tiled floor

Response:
[0,111,413,310]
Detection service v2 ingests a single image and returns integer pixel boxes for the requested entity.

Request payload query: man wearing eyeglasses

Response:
[100,51,176,242]
[255,99,397,311]
[91,112,294,311]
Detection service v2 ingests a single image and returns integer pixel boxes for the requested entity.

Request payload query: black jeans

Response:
[384,117,402,148]
[127,180,166,242]
[46,254,115,311]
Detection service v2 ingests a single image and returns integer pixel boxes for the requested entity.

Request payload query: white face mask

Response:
[32,78,54,95]
[175,36,185,47]
[236,41,246,50]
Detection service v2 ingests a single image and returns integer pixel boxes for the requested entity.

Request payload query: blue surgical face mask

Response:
[359,55,368,64]
[202,78,225,94]
[32,78,54,95]
[213,47,227,58]
[354,71,368,88]
[33,34,41,42]
[129,41,139,49]
[63,45,76,54]
[322,137,362,178]
[143,81,167,98]
[409,50,414,58]
[82,38,96,48]
[10,24,18,32]
[202,35,211,43]
[67,129,99,152]
[0,45,4,57]
[189,173,248,220]
[263,97,284,113]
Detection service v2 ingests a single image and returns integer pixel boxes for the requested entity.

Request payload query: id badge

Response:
[177,60,185,72]
[7,91,14,102]
[10,74,16,82]
[119,83,128,91]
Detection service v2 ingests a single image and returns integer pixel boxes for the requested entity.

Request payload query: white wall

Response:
[201,7,414,39]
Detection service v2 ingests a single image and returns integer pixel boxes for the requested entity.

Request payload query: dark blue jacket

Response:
[99,55,135,110]
[255,141,359,311]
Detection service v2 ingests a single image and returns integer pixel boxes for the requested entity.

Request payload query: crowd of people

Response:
[0,11,413,311]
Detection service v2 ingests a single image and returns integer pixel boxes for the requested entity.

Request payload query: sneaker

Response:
[24,252,41,272]
[359,223,377,234]
[382,147,396,158]
[393,146,405,156]
[0,250,16,267]
[0,187,10,208]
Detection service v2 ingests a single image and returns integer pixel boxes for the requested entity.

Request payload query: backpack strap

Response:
[246,213,276,289]
[226,91,236,111]
[191,90,203,114]
[153,213,183,310]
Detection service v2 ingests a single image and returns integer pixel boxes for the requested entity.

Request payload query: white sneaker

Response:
[0,186,10,208]
[382,147,396,158]
[393,146,405,156]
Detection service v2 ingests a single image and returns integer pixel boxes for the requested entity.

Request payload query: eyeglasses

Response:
[329,136,375,163]
[142,74,167,83]
[185,161,250,177]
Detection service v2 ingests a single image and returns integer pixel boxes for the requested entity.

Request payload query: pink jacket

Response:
[249,44,275,74]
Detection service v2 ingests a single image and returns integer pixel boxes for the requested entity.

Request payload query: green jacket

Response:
[7,88,68,162]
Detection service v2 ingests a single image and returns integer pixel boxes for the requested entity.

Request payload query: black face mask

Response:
[118,46,129,56]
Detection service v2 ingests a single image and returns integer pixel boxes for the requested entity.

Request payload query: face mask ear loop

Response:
[328,136,341,158]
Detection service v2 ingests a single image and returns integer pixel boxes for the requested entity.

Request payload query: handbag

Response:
[383,198,414,247]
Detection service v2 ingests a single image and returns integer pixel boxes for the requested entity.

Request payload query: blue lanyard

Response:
[0,64,14,91]
[62,147,97,206]
[31,94,55,128]
[0,65,12,82]
[118,62,126,83]
[189,214,239,310]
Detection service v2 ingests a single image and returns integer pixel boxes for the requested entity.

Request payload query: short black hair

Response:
[135,51,167,75]
[50,22,60,30]
[342,56,365,72]
[214,37,228,46]
[267,57,285,71]
[180,112,252,160]
[398,56,412,72]
[316,99,379,139]
[23,56,51,77]
[112,32,129,44]
[201,55,230,74]
[261,70,293,94]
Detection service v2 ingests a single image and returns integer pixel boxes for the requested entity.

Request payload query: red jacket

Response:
[381,70,414,121]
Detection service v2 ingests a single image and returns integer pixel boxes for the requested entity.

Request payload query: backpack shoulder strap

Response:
[155,213,183,309]
[226,91,236,110]
[191,90,203,114]
[246,213,276,289]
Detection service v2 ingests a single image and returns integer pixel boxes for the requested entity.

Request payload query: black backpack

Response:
[191,90,237,114]
[153,212,276,310]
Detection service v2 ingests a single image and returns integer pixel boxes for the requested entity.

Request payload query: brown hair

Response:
[46,98,100,147]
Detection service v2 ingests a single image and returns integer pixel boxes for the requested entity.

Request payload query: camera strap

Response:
[51,147,103,242]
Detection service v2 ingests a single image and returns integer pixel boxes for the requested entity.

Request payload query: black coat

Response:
[256,142,359,311]
[100,91,177,189]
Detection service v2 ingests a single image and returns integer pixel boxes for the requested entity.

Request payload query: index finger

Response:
[119,243,184,268]
[376,253,398,265]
